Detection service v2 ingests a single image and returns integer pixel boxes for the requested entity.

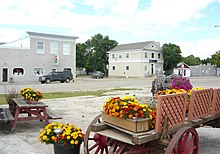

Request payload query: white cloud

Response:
[176,38,220,59]
[0,0,217,36]
[0,28,26,42]
[0,0,220,59]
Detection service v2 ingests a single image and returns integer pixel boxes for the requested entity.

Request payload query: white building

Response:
[0,31,78,83]
[108,41,164,78]
[173,62,190,77]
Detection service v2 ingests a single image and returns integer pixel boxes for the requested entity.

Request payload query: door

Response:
[2,68,8,82]
[151,63,154,75]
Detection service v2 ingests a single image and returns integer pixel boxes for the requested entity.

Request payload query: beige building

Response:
[108,41,164,78]
[0,31,78,83]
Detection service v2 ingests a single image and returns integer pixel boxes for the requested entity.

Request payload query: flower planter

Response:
[102,112,150,132]
[24,99,38,104]
[53,144,80,154]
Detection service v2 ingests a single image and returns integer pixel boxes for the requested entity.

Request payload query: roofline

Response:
[117,41,154,46]
[26,31,79,39]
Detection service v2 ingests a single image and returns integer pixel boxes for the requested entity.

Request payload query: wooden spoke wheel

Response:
[84,113,110,154]
[165,127,199,154]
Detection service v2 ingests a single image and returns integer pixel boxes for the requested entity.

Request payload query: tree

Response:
[201,57,211,65]
[76,43,87,73]
[182,55,201,66]
[162,43,182,75]
[210,50,220,67]
[84,33,118,75]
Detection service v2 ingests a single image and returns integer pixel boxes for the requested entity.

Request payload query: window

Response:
[63,43,70,55]
[112,54,115,59]
[119,54,122,58]
[36,41,44,54]
[34,68,44,76]
[63,68,72,72]
[158,53,161,59]
[145,52,148,58]
[145,66,148,71]
[151,53,154,58]
[50,42,58,54]
[13,68,24,76]
[112,66,115,70]
[126,53,129,58]
[126,66,129,70]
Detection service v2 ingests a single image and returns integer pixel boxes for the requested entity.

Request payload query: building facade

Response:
[108,41,164,78]
[173,62,191,77]
[0,31,78,83]
[190,63,217,77]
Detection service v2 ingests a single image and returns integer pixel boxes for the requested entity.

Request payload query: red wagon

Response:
[83,88,220,154]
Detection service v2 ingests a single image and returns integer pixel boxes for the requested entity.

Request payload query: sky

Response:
[0,0,220,59]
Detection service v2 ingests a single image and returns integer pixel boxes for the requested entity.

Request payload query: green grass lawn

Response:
[0,88,142,105]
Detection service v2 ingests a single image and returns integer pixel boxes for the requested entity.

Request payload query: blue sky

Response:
[0,0,220,59]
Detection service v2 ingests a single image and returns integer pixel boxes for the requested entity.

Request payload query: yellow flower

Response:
[66,136,71,140]
[70,140,75,144]
[43,135,48,140]
[75,140,79,145]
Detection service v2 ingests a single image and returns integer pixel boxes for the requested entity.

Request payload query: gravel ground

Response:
[0,87,220,154]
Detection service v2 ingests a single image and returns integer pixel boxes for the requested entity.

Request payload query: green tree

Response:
[182,55,201,66]
[76,43,87,73]
[210,50,220,67]
[201,57,211,65]
[162,43,182,75]
[84,33,118,75]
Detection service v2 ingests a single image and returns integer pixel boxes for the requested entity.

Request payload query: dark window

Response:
[126,66,129,70]
[151,53,154,58]
[145,53,148,58]
[113,66,115,70]
[13,68,24,75]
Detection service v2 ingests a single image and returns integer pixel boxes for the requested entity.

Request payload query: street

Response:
[0,76,220,94]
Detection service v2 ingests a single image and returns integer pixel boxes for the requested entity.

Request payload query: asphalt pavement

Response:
[0,76,220,94]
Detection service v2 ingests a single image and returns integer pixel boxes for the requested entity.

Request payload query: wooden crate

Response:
[102,112,150,132]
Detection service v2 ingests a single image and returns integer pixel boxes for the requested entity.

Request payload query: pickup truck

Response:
[39,71,74,84]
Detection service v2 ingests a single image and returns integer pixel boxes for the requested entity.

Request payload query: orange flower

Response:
[128,114,133,119]
[134,113,139,117]
[119,114,124,119]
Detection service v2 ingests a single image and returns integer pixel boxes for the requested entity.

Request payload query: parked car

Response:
[39,71,74,84]
[91,71,105,79]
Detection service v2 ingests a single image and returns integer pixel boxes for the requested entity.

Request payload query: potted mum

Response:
[39,122,84,154]
[20,88,43,104]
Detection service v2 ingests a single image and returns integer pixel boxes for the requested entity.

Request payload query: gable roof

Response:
[110,41,154,51]
[177,62,190,68]
[27,31,79,40]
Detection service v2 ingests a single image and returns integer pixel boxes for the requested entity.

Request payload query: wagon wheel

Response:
[165,127,199,154]
[84,113,110,154]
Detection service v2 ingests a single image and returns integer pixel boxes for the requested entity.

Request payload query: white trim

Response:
[1,67,9,82]
[63,43,71,55]
[50,42,58,54]
[33,67,44,76]
[30,35,76,42]
[12,67,25,76]
[36,41,45,54]
[125,65,130,71]
[109,59,164,63]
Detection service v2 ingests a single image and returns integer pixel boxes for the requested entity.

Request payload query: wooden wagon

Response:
[83,88,220,154]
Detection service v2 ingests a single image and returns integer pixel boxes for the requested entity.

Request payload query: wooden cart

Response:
[83,88,220,154]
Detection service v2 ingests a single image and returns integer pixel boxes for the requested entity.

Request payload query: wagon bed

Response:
[84,88,220,154]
